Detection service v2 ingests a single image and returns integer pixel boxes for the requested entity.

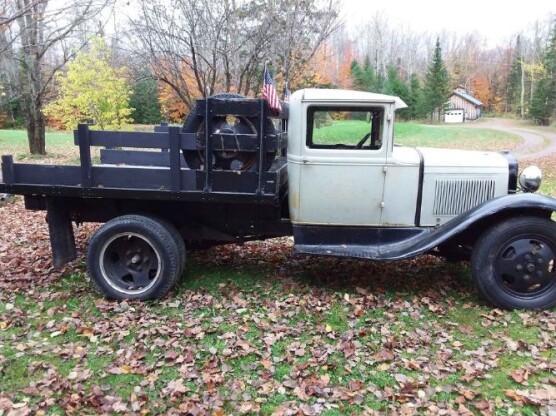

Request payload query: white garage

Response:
[445,109,464,123]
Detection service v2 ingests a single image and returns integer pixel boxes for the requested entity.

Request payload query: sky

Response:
[341,0,555,46]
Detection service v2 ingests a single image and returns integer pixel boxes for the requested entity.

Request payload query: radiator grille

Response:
[433,179,495,216]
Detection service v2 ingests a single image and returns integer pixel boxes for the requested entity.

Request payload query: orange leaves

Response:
[471,74,492,109]
[159,82,190,123]
[151,59,201,123]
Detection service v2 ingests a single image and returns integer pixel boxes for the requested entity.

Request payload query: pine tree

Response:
[408,74,426,120]
[384,66,410,119]
[350,56,377,92]
[529,77,551,125]
[130,75,163,124]
[423,38,451,121]
[529,24,556,125]
[507,36,524,116]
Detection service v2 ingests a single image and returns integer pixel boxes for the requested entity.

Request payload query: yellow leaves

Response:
[44,36,133,131]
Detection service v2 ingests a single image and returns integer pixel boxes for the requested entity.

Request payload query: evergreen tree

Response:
[423,38,451,121]
[507,35,524,116]
[529,77,551,125]
[546,24,556,121]
[408,74,426,120]
[350,56,377,92]
[130,75,163,124]
[529,24,556,125]
[384,66,410,119]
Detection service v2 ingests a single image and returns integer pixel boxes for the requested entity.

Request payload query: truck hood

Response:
[417,147,509,171]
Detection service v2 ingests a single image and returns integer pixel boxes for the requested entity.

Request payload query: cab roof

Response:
[293,88,408,110]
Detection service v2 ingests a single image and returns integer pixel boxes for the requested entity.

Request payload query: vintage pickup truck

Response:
[1,89,555,309]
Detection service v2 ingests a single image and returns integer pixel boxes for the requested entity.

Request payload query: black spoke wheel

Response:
[471,216,556,310]
[87,215,180,300]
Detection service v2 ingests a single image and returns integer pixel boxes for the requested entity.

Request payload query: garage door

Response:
[445,110,464,123]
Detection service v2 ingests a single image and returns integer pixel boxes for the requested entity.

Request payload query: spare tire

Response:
[182,93,277,172]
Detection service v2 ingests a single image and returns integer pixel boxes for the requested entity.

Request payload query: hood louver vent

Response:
[433,179,495,216]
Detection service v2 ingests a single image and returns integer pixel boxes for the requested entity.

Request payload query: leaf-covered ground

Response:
[1,197,555,415]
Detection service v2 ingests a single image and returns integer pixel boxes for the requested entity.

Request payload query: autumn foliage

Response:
[44,37,133,130]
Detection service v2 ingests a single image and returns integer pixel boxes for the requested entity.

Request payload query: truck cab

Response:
[288,89,510,230]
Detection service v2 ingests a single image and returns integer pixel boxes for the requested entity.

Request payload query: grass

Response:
[394,122,522,151]
[0,128,84,165]
[311,119,522,151]
[1,252,554,414]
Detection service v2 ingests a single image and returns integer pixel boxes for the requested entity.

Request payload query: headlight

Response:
[518,165,542,192]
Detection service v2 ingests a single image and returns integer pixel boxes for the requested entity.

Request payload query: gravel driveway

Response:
[468,118,556,161]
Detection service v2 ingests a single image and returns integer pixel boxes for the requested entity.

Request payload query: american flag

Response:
[283,85,291,101]
[262,68,282,114]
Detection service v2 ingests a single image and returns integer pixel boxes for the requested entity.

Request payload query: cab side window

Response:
[307,106,384,150]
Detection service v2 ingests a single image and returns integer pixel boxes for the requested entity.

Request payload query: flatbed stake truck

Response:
[1,89,556,310]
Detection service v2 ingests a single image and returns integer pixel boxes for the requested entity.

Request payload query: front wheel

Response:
[471,216,556,310]
[87,215,181,300]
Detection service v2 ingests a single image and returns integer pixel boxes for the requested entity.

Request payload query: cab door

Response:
[290,105,388,226]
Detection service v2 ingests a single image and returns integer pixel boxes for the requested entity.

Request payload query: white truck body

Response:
[287,88,509,227]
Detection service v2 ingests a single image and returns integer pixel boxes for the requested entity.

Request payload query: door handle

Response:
[302,157,308,164]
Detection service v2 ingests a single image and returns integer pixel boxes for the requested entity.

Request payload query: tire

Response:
[87,215,181,301]
[182,93,247,132]
[182,93,276,171]
[143,215,186,276]
[471,216,556,310]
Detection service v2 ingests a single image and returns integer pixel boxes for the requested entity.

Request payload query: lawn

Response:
[311,120,522,152]
[1,124,556,414]
[394,123,522,151]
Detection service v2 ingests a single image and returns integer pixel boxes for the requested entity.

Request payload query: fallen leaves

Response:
[505,385,556,406]
[1,196,556,414]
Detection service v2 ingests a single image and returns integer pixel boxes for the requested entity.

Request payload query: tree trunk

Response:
[21,60,46,154]
[520,59,525,119]
[22,97,46,155]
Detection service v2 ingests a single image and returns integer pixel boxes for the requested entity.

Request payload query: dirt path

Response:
[469,118,556,161]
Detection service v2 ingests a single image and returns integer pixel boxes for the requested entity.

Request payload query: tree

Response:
[44,37,133,130]
[130,74,163,125]
[350,56,379,91]
[529,23,556,125]
[529,76,551,124]
[471,74,492,109]
[384,65,410,118]
[267,0,341,91]
[423,38,451,121]
[0,0,111,154]
[545,22,556,122]
[407,74,426,120]
[507,36,525,116]
[128,0,340,111]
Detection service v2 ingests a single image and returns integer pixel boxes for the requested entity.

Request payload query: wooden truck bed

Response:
[0,98,288,204]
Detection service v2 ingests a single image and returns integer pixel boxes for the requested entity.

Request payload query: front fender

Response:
[381,193,556,259]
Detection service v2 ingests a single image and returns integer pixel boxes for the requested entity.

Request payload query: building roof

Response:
[451,90,483,107]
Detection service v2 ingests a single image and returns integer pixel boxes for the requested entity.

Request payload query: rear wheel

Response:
[87,215,181,300]
[139,213,186,276]
[471,216,556,310]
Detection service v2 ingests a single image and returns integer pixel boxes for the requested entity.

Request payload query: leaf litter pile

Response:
[0,197,555,415]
